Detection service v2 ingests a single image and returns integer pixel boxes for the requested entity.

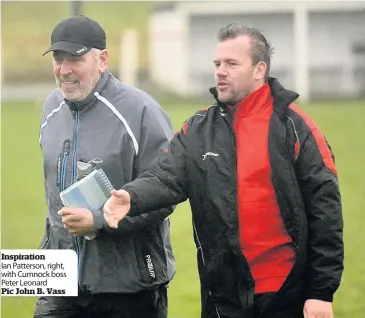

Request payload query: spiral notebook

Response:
[60,168,114,211]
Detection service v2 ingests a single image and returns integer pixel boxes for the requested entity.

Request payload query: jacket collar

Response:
[267,77,299,119]
[209,77,299,119]
[233,82,271,118]
[64,70,111,112]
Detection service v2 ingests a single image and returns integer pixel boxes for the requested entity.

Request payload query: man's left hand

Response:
[58,207,95,236]
[304,299,333,318]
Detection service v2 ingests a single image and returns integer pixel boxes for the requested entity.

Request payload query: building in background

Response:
[149,1,365,101]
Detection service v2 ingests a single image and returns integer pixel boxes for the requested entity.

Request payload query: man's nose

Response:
[215,64,228,77]
[59,60,72,76]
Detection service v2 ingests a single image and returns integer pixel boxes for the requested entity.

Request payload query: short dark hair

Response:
[217,23,274,81]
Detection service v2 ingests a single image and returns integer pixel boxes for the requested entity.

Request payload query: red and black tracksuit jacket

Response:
[124,77,344,318]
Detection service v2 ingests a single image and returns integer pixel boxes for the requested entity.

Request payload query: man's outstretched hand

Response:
[103,189,131,228]
[304,299,333,318]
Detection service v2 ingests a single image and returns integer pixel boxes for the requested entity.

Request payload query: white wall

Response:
[187,10,365,98]
[148,2,365,98]
[308,11,365,98]
[148,6,189,95]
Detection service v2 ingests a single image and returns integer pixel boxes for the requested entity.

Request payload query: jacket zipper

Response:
[71,110,81,287]
[224,109,241,252]
[71,111,80,184]
[224,108,255,309]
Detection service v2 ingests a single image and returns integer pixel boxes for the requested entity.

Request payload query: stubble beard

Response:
[56,69,101,102]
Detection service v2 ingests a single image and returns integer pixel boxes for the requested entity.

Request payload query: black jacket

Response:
[123,78,344,317]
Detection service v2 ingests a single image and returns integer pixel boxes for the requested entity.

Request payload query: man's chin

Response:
[60,89,83,102]
[62,94,81,102]
[217,93,232,104]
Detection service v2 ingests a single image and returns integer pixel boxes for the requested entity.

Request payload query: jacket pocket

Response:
[133,236,158,284]
[39,218,51,249]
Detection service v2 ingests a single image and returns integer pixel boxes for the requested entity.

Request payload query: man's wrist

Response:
[122,188,136,216]
[91,208,104,230]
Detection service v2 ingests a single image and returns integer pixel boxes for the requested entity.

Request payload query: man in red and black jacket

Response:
[103,23,344,318]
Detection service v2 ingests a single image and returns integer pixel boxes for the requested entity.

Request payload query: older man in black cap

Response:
[35,15,176,318]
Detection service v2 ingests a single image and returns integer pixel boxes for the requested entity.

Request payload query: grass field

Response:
[1,98,365,318]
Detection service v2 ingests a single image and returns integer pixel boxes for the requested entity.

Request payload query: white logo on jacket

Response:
[202,152,219,160]
[145,254,156,278]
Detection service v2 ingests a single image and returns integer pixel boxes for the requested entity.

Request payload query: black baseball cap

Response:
[43,15,106,56]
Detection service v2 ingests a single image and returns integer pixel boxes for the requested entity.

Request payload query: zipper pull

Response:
[64,140,70,154]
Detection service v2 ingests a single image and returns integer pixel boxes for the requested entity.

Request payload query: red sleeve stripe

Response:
[289,104,337,174]
[182,122,188,135]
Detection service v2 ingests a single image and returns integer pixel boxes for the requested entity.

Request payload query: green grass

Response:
[1,99,364,318]
[1,1,150,83]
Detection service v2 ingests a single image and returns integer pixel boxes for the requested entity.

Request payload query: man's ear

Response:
[254,61,267,81]
[99,49,108,72]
